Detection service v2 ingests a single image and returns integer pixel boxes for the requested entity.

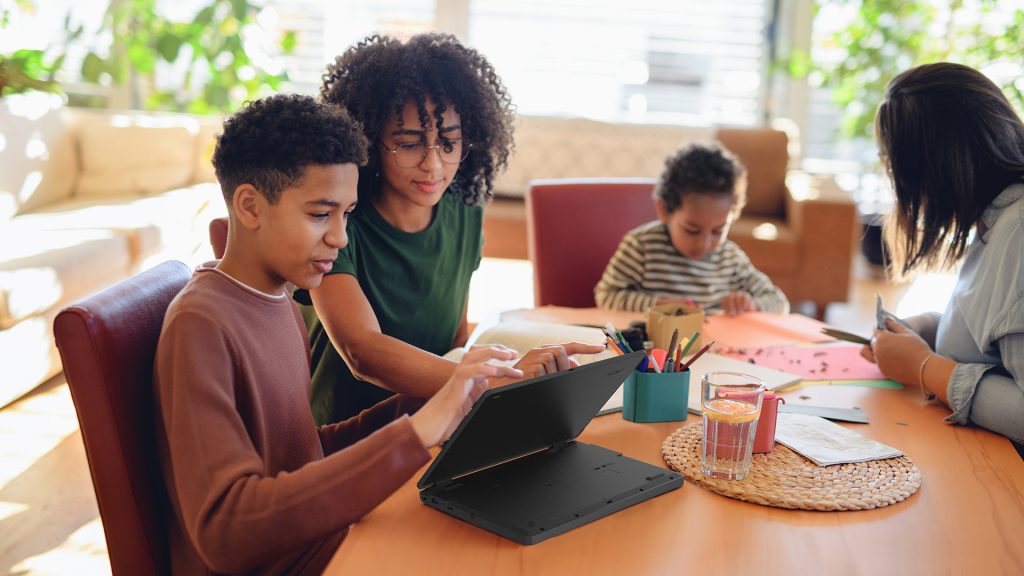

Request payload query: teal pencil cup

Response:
[622,370,690,423]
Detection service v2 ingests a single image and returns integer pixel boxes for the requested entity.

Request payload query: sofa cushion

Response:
[493,115,714,198]
[0,229,131,328]
[73,112,198,198]
[0,93,79,219]
[14,183,222,264]
[193,115,222,183]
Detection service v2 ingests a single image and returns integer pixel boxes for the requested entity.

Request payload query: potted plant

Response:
[71,0,296,114]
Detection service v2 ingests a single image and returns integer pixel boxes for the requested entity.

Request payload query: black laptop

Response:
[416,351,683,545]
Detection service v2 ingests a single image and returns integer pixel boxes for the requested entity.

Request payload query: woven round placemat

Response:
[662,422,921,511]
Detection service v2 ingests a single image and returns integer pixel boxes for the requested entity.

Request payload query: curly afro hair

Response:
[212,94,369,205]
[320,33,515,206]
[654,142,747,215]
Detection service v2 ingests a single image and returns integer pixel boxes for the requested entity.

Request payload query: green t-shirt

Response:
[295,193,483,425]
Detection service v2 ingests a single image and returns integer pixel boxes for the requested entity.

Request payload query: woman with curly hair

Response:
[295,33,601,424]
[861,63,1024,444]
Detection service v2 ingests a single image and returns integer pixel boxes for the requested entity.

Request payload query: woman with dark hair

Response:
[295,33,601,424]
[863,62,1024,443]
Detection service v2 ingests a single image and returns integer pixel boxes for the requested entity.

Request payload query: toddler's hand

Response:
[720,291,757,316]
[410,346,523,448]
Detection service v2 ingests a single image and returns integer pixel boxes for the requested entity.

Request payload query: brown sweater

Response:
[153,266,430,575]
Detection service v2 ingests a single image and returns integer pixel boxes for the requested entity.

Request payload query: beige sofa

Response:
[0,93,226,407]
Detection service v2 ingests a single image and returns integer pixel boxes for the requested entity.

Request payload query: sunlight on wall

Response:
[11,517,109,576]
[467,257,535,326]
[895,272,958,318]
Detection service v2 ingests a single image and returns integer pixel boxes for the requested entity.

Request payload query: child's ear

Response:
[654,198,671,224]
[232,184,263,229]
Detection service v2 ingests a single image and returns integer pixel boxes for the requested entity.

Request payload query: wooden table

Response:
[324,310,1024,575]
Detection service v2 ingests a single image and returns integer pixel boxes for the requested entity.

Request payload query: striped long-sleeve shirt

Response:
[594,220,790,313]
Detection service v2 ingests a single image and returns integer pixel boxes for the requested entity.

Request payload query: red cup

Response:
[753,393,784,454]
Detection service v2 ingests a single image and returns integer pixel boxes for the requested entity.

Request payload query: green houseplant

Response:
[75,0,296,113]
[802,0,1024,139]
[0,2,77,97]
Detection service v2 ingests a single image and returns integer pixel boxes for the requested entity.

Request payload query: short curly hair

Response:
[320,33,515,206]
[654,142,747,215]
[212,94,369,205]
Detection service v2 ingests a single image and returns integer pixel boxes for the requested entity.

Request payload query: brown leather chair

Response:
[209,217,228,259]
[526,178,658,307]
[53,260,191,576]
[715,128,857,314]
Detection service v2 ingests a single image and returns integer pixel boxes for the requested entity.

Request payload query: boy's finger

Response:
[556,342,608,356]
[540,345,571,371]
[463,345,518,362]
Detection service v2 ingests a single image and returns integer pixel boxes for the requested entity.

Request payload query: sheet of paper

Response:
[774,413,902,466]
[778,404,869,424]
[717,344,886,380]
[703,312,834,348]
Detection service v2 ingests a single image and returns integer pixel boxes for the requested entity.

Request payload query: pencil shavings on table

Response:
[716,344,886,381]
[662,422,921,511]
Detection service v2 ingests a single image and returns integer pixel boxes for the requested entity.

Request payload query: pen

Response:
[605,335,625,355]
[666,329,680,366]
[680,340,715,371]
[679,330,699,358]
[605,323,634,353]
[615,330,634,353]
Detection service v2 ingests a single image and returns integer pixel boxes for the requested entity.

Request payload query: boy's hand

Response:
[510,342,607,380]
[860,317,932,383]
[720,291,757,316]
[410,346,523,448]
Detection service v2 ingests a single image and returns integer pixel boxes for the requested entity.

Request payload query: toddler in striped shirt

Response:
[595,143,789,315]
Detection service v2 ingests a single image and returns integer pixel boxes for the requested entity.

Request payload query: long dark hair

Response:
[320,33,515,206]
[876,62,1024,278]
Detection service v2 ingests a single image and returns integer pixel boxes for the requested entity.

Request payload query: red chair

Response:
[53,260,191,575]
[526,178,658,308]
[209,217,228,259]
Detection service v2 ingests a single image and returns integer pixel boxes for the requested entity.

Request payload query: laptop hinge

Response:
[432,478,454,489]
[548,439,574,452]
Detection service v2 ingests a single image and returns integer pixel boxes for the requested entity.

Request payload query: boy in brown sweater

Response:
[153,95,527,574]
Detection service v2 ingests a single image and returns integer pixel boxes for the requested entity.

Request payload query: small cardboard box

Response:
[646,304,704,353]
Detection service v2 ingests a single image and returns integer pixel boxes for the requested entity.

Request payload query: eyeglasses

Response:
[380,138,472,168]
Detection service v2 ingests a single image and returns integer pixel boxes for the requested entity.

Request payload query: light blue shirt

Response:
[935,183,1024,443]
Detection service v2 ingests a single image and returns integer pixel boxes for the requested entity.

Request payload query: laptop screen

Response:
[417,351,644,489]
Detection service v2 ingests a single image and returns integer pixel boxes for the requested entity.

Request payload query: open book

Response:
[451,320,801,415]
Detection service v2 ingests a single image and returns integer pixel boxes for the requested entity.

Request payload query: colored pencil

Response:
[680,340,715,371]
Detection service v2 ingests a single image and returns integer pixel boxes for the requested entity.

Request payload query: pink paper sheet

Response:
[703,312,834,348]
[718,344,886,381]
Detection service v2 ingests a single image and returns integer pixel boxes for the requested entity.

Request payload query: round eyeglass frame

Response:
[380,139,472,168]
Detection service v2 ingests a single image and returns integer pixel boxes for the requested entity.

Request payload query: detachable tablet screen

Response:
[417,351,644,489]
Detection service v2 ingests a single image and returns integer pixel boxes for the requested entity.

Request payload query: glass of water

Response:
[700,371,765,480]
